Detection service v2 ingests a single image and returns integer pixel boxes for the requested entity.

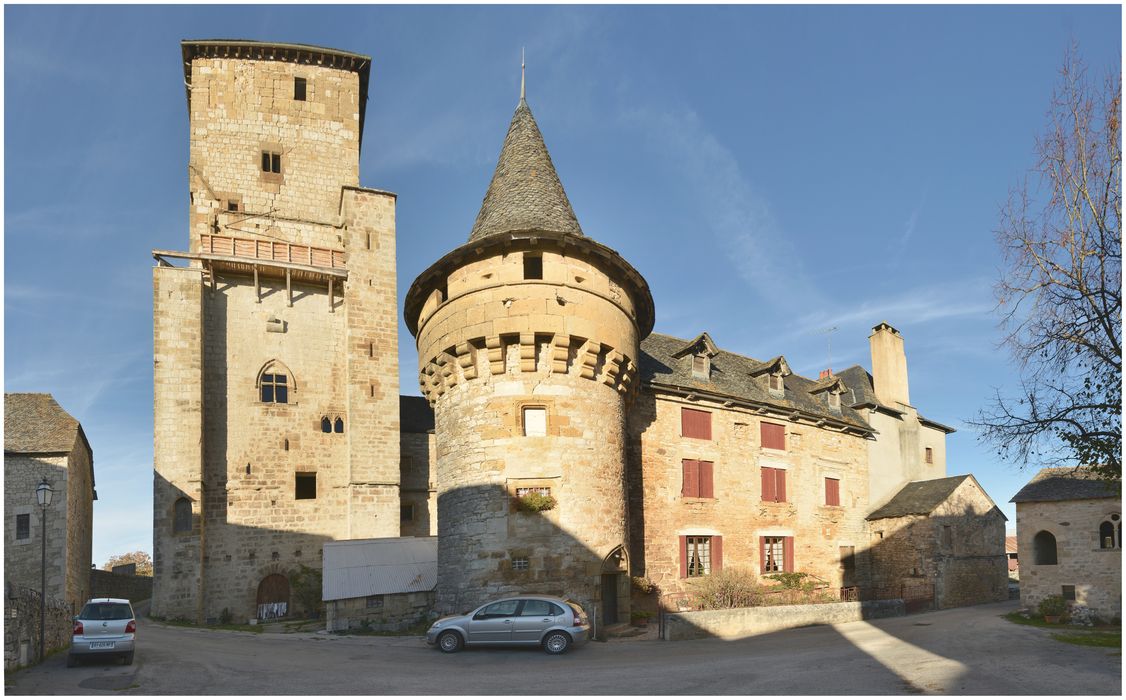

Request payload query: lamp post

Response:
[35,477,53,663]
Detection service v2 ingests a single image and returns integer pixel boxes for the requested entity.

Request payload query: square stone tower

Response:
[152,40,399,623]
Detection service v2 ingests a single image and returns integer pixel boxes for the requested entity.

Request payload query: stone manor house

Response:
[151,40,1007,625]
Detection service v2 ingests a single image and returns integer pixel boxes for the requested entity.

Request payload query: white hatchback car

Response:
[69,598,136,667]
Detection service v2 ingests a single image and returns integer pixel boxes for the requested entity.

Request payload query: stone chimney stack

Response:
[869,322,911,406]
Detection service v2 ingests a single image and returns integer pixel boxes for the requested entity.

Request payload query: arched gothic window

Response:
[334,417,344,434]
[1033,530,1058,565]
[257,361,295,404]
[321,417,332,433]
[173,498,192,534]
[1099,513,1121,549]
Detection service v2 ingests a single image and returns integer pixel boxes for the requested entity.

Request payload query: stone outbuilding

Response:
[4,393,96,611]
[866,475,1008,610]
[322,537,436,632]
[1011,467,1121,621]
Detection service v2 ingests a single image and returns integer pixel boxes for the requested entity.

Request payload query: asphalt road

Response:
[5,600,1119,695]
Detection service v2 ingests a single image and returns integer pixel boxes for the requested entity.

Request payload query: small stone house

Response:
[4,393,96,612]
[322,537,437,632]
[1011,467,1121,621]
[866,475,1009,610]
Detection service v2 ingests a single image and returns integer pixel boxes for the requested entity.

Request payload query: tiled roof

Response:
[400,395,435,434]
[1005,535,1018,554]
[638,333,871,431]
[4,393,82,454]
[468,99,584,242]
[1010,467,1121,503]
[866,475,972,520]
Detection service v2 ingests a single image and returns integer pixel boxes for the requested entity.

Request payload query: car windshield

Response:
[79,603,133,620]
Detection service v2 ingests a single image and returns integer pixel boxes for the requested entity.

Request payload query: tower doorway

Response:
[256,573,290,620]
[601,574,620,625]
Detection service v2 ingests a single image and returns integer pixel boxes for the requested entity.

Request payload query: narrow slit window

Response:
[294,77,307,101]
[334,417,344,434]
[925,447,934,464]
[15,514,30,540]
[321,417,331,433]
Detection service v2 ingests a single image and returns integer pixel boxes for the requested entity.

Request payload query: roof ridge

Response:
[467,99,584,242]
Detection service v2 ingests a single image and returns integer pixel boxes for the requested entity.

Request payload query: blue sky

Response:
[4,4,1121,566]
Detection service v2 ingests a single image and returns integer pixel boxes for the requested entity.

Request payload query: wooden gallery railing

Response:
[199,234,346,270]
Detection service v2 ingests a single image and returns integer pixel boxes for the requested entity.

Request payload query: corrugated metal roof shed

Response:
[322,537,436,602]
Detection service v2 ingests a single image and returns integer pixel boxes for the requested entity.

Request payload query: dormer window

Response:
[828,392,841,410]
[769,374,783,392]
[692,354,709,380]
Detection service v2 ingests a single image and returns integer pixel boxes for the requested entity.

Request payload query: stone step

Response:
[603,622,651,639]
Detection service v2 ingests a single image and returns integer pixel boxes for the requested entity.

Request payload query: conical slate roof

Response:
[468,99,584,242]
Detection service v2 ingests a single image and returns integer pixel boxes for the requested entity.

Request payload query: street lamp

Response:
[35,477,53,663]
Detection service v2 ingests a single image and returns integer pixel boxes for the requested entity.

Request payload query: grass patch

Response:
[1050,631,1121,648]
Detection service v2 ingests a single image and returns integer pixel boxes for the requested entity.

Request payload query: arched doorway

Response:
[257,574,290,620]
[600,546,629,626]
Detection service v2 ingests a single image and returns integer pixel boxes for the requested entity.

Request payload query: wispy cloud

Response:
[621,105,820,311]
[793,280,994,337]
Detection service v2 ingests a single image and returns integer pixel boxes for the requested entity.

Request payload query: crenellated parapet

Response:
[418,332,637,403]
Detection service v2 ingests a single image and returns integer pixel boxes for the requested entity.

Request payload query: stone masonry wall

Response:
[1017,497,1121,620]
[89,570,153,603]
[867,479,1008,608]
[152,265,205,621]
[4,454,71,605]
[4,584,72,670]
[400,431,436,537]
[627,390,872,596]
[662,599,905,641]
[416,245,640,619]
[64,444,93,609]
[187,57,362,248]
[325,590,434,633]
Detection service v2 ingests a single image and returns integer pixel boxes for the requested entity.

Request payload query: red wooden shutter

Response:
[761,467,775,502]
[681,460,699,497]
[759,536,767,573]
[783,536,795,573]
[825,478,840,506]
[699,461,714,499]
[682,408,712,440]
[712,536,723,573]
[679,535,688,578]
[761,422,785,450]
[776,469,787,503]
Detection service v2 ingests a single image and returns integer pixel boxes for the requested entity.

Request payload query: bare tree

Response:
[104,551,153,577]
[976,45,1121,480]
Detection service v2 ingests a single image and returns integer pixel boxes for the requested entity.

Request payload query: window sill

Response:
[681,497,716,503]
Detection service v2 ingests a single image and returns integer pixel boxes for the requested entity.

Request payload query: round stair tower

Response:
[405,95,654,620]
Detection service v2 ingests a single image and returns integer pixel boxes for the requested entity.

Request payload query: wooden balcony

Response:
[153,234,348,311]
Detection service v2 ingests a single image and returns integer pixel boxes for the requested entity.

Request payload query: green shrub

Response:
[1038,595,1069,619]
[690,568,765,610]
[290,565,324,618]
[631,576,658,595]
[630,609,653,622]
[765,572,810,590]
[515,492,557,513]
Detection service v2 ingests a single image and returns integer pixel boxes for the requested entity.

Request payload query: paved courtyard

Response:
[5,600,1119,695]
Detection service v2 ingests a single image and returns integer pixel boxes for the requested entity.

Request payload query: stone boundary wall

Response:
[4,583,73,670]
[90,570,153,603]
[325,590,434,633]
[662,599,905,641]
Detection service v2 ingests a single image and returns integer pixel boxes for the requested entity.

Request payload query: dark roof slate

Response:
[4,393,82,454]
[866,475,972,520]
[1010,467,1121,503]
[638,333,871,431]
[468,99,583,242]
[400,395,435,434]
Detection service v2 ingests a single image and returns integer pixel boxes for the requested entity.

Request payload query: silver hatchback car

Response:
[68,598,136,667]
[426,595,589,654]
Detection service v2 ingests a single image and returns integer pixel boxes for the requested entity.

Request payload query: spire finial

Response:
[520,47,526,102]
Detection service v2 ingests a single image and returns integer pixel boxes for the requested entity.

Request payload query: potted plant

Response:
[1037,595,1068,623]
[630,610,652,627]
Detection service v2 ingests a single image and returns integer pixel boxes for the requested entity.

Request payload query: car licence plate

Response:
[89,641,115,650]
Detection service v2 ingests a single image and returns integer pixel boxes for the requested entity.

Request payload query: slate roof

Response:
[866,475,974,520]
[638,333,871,431]
[400,395,435,434]
[468,99,584,242]
[1010,467,1121,503]
[834,364,956,433]
[4,393,84,455]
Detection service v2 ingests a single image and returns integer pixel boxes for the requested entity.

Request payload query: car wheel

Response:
[123,652,134,666]
[66,654,77,668]
[542,631,571,655]
[437,630,463,653]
